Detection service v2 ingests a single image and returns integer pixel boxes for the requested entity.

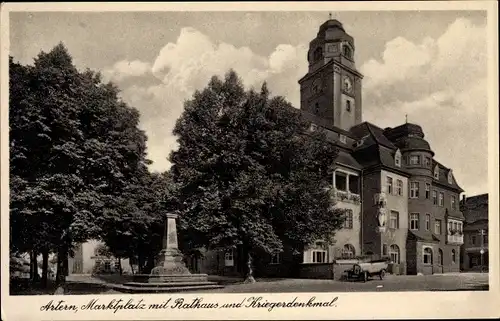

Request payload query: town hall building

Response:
[190,18,465,277]
[68,18,465,278]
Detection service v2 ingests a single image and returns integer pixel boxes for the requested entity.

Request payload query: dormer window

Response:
[339,134,347,143]
[434,165,439,179]
[447,170,454,184]
[395,149,402,167]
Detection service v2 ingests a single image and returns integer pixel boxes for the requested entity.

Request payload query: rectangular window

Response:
[410,213,419,230]
[348,175,359,194]
[439,192,444,206]
[390,211,399,229]
[424,156,432,167]
[335,171,347,191]
[448,222,453,233]
[425,214,431,231]
[343,209,353,229]
[270,252,282,264]
[425,183,431,199]
[409,155,421,165]
[432,190,438,205]
[451,196,456,209]
[225,250,234,267]
[483,234,488,245]
[312,250,327,263]
[382,244,388,256]
[396,180,403,196]
[387,177,393,195]
[471,235,476,245]
[435,219,442,235]
[104,261,111,271]
[410,182,419,198]
[423,248,432,264]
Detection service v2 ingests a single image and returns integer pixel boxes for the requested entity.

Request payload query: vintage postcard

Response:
[1,1,499,320]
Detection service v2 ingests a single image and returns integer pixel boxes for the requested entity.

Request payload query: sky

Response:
[9,10,489,196]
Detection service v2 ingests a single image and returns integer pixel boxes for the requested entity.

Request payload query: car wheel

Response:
[380,269,386,280]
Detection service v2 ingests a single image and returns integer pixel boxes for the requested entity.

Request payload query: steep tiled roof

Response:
[433,160,464,192]
[408,230,441,243]
[461,194,488,223]
[350,122,397,150]
[335,150,362,169]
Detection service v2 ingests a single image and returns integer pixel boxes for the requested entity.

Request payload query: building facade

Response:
[67,240,132,275]
[70,18,466,278]
[460,194,488,271]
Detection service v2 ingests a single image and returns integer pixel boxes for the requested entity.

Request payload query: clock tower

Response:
[298,18,363,131]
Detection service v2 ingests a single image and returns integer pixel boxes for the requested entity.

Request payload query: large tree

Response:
[9,44,149,285]
[170,71,345,282]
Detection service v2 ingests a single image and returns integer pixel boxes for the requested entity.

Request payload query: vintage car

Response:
[345,259,389,282]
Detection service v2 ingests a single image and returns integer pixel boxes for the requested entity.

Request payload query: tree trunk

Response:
[138,252,144,274]
[41,249,49,288]
[56,246,67,285]
[130,261,135,275]
[32,249,40,283]
[244,251,256,283]
[29,250,35,281]
[118,257,123,275]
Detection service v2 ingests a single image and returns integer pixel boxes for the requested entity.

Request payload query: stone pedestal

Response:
[115,213,223,293]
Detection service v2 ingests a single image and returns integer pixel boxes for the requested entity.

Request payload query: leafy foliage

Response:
[9,43,150,283]
[171,71,346,277]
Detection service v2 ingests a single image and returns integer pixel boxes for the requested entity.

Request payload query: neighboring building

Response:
[67,240,132,275]
[460,194,488,271]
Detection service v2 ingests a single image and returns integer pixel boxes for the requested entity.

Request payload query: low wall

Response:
[333,262,357,280]
[257,264,293,278]
[298,263,334,279]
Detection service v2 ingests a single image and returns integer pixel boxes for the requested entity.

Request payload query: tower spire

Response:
[405,114,408,123]
[329,12,332,20]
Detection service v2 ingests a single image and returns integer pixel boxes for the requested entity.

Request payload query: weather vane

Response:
[405,114,408,123]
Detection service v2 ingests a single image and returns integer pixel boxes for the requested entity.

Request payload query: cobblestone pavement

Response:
[51,272,489,295]
[206,273,490,293]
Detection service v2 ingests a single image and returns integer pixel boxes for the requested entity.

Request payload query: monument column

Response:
[150,213,191,276]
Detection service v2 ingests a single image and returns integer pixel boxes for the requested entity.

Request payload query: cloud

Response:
[109,18,487,195]
[361,18,488,195]
[102,60,152,82]
[112,27,307,172]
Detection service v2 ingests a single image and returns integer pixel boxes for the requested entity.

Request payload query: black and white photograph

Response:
[1,2,499,320]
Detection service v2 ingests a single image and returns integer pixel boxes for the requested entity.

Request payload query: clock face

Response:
[343,76,353,93]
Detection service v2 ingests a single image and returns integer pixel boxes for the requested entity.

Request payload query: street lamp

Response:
[479,229,485,273]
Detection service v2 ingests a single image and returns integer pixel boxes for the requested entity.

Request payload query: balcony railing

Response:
[447,234,464,244]
[330,189,361,204]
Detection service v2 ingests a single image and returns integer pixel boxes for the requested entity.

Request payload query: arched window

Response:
[451,249,456,263]
[438,249,443,265]
[314,103,320,114]
[389,244,400,264]
[343,45,352,59]
[341,244,356,259]
[313,47,323,61]
[423,247,433,264]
